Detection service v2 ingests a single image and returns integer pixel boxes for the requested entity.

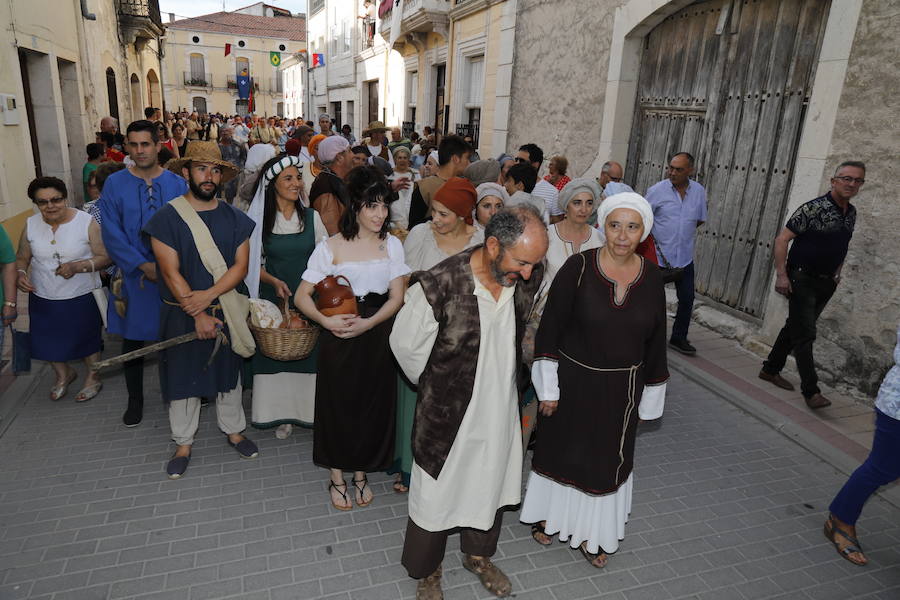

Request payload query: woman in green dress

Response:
[245,155,327,439]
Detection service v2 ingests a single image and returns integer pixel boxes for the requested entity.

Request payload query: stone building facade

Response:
[161,11,306,117]
[507,0,898,396]
[0,0,165,235]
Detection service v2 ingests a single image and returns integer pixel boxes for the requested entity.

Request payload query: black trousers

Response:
[763,268,837,398]
[671,262,695,341]
[401,509,504,579]
[122,339,146,402]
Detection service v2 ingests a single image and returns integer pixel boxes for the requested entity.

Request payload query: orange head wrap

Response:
[308,134,327,158]
[433,177,477,226]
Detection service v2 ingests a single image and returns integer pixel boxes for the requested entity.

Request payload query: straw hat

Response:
[166,141,239,182]
[363,120,389,135]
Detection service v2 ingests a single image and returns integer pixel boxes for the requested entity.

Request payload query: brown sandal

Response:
[530,521,552,546]
[824,516,867,566]
[578,542,609,568]
[415,566,443,600]
[463,555,511,597]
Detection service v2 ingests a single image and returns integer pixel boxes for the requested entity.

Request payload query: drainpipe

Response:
[80,0,96,20]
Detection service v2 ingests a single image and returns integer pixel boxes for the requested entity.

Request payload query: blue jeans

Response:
[671,262,695,341]
[829,409,900,525]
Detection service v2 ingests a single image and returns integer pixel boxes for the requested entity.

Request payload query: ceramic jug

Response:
[314,275,358,317]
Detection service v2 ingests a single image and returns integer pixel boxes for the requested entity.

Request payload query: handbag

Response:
[653,239,684,284]
[92,287,109,329]
[8,324,30,374]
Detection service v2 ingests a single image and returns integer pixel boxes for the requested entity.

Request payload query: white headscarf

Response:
[597,192,654,242]
[244,143,277,173]
[245,155,306,299]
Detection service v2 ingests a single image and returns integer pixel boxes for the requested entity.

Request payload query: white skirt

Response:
[251,372,316,427]
[520,471,633,554]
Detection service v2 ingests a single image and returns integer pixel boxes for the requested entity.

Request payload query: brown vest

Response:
[410,246,544,479]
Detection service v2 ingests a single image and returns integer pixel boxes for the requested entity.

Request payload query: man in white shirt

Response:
[390,205,548,600]
[517,143,561,223]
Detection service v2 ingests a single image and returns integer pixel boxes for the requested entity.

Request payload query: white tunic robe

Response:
[390,277,523,532]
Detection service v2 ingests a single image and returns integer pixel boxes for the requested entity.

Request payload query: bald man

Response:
[598,160,624,189]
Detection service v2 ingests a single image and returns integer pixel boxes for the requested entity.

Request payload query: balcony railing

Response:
[183,72,212,87]
[455,123,479,147]
[380,0,451,39]
[402,121,415,138]
[116,0,164,43]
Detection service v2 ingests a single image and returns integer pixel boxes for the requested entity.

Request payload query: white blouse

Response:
[388,170,421,230]
[403,223,484,272]
[27,210,101,300]
[301,234,410,296]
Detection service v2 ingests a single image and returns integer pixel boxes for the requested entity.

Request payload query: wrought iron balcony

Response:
[379,0,451,41]
[183,72,212,88]
[455,123,479,147]
[227,75,260,91]
[116,0,164,45]
[402,121,415,138]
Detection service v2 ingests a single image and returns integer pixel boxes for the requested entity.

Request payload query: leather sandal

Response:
[328,480,352,511]
[50,370,77,401]
[351,476,373,507]
[462,555,511,597]
[578,542,609,568]
[416,566,443,600]
[824,516,867,566]
[530,521,552,546]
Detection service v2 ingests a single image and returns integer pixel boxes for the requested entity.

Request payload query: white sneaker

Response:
[275,424,293,439]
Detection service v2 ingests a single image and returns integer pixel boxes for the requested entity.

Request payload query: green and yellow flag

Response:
[269,51,281,67]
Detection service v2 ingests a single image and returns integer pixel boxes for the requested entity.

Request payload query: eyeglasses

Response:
[834,176,865,185]
[34,197,66,207]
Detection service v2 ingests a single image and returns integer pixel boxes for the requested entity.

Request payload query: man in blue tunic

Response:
[144,142,258,480]
[101,120,188,427]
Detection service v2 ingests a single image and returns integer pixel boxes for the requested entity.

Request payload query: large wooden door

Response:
[625,0,830,317]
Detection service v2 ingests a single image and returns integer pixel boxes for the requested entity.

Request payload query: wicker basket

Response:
[248,299,320,362]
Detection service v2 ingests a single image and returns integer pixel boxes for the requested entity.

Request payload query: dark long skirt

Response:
[30,292,102,362]
[313,299,396,472]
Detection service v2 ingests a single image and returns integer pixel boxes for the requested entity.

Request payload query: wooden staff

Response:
[91,329,228,372]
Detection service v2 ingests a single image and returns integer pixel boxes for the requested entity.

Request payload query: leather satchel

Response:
[653,240,684,284]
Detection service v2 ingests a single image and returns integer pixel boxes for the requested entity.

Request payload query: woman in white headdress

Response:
[245,155,327,439]
[235,143,277,211]
[521,192,669,568]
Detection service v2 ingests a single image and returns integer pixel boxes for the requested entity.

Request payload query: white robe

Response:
[390,278,523,532]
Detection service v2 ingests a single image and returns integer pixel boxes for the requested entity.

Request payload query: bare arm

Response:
[2,261,16,324]
[260,266,291,299]
[15,231,35,293]
[151,237,222,338]
[180,240,251,316]
[339,275,407,339]
[312,193,343,236]
[772,226,796,297]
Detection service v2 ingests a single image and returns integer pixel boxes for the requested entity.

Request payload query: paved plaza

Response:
[1,345,898,600]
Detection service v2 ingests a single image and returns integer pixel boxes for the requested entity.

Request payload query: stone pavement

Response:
[1,343,899,600]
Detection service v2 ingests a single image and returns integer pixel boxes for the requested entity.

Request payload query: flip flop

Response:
[351,477,373,507]
[328,480,352,511]
[75,381,103,403]
[824,516,867,566]
[50,370,77,401]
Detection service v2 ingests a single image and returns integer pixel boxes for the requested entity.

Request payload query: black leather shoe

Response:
[669,338,697,355]
[122,399,143,428]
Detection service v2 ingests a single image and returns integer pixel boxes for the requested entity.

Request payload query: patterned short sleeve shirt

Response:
[785,192,856,276]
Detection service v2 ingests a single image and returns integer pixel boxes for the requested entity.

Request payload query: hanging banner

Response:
[389,0,404,45]
[270,51,281,67]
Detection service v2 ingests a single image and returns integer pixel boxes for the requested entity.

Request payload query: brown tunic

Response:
[531,249,669,495]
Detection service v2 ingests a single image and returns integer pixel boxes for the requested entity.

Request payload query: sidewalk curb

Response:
[668,352,900,511]
[0,362,48,438]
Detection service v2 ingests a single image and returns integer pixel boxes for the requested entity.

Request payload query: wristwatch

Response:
[3,301,16,308]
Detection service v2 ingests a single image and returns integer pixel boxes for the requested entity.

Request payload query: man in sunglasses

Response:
[759,161,865,409]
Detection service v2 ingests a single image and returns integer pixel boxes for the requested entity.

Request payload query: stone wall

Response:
[815,0,900,396]
[507,0,622,175]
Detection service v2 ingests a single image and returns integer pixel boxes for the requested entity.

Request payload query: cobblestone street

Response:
[1,343,898,600]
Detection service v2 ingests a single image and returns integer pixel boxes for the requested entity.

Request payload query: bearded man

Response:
[390,204,549,599]
[143,142,258,480]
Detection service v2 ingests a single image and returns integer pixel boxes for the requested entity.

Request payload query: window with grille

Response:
[190,54,205,81]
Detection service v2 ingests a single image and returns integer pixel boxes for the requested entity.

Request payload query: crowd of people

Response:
[2,106,892,599]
